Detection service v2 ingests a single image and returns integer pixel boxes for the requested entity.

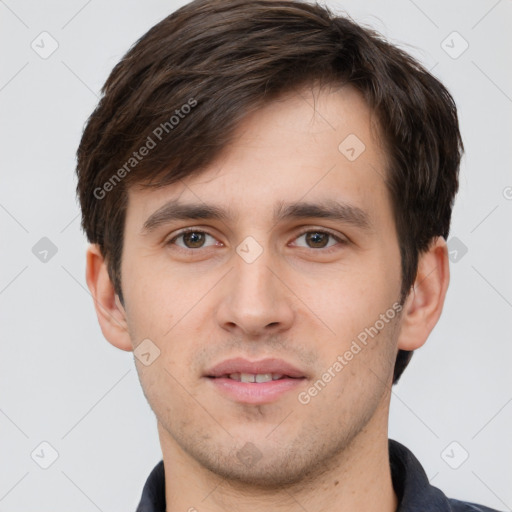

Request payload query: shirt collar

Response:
[136,439,453,512]
[135,459,165,512]
[389,438,452,511]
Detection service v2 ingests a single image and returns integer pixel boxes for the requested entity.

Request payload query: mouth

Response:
[205,356,307,379]
[208,373,304,383]
[205,358,308,404]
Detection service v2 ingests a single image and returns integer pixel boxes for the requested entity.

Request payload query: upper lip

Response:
[205,357,306,379]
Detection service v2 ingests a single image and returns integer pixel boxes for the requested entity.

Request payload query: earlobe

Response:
[396,237,450,351]
[85,244,133,352]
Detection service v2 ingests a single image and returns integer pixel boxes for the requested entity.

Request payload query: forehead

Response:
[126,83,391,230]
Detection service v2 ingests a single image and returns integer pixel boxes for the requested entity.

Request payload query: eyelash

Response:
[166,227,348,253]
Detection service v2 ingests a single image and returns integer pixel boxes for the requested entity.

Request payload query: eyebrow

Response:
[141,198,373,234]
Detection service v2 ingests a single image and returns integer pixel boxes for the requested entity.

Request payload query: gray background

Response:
[1,0,511,510]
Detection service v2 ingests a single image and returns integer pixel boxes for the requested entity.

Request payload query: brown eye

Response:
[293,230,344,250]
[167,229,218,250]
[304,232,330,248]
[182,231,206,248]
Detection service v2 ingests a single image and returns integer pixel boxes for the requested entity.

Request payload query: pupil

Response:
[185,232,204,248]
[307,232,327,248]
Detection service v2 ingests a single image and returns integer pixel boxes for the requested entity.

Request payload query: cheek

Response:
[297,259,401,394]
[122,256,194,339]
[299,262,396,340]
[122,266,209,381]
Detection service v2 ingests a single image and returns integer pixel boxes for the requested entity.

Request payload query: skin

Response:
[86,83,450,512]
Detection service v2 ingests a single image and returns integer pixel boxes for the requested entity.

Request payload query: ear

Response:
[396,236,450,351]
[85,243,133,352]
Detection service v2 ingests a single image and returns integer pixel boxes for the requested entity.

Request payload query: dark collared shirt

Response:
[135,439,502,512]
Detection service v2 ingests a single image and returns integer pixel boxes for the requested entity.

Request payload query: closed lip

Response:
[205,357,307,379]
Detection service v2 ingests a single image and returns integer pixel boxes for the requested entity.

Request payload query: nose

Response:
[215,244,296,337]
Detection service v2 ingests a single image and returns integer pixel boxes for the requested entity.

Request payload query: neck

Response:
[158,418,398,512]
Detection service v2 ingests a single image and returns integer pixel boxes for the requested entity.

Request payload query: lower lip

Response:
[206,376,306,404]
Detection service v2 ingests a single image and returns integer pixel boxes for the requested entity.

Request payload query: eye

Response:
[167,228,220,250]
[166,227,347,253]
[292,229,346,251]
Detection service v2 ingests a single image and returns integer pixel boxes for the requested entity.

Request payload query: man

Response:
[76,0,501,510]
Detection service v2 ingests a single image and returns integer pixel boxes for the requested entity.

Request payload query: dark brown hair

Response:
[76,0,463,384]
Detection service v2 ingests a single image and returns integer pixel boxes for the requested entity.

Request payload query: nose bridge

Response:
[232,238,278,306]
[216,236,295,334]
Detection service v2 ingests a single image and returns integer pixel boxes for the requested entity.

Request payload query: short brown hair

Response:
[76,0,463,384]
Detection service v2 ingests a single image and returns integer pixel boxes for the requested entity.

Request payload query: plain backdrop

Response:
[1,0,511,511]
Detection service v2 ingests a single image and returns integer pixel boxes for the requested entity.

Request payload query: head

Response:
[78,0,462,489]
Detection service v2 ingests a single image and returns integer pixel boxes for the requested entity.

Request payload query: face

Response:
[120,84,404,487]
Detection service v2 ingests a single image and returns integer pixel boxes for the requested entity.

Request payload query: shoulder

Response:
[448,498,504,512]
[388,439,504,512]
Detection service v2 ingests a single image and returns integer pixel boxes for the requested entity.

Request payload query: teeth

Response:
[228,373,285,383]
[255,373,272,383]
